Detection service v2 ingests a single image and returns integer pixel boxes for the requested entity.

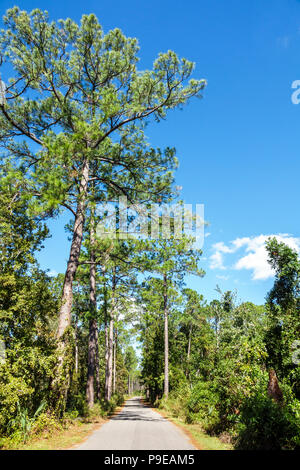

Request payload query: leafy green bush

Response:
[7,400,46,443]
[63,409,79,421]
[86,403,106,419]
[100,393,124,415]
[235,392,300,450]
[110,393,124,408]
[32,411,62,436]
[0,430,23,449]
[159,383,191,420]
[66,391,89,417]
[0,369,34,432]
[186,381,220,430]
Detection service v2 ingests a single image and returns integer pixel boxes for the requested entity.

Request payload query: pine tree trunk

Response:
[186,324,192,377]
[163,273,169,398]
[86,206,98,408]
[74,316,79,375]
[86,318,97,408]
[113,328,117,394]
[105,269,116,401]
[187,325,192,361]
[57,159,89,339]
[104,281,109,399]
[51,159,89,411]
[95,330,100,401]
[106,312,114,401]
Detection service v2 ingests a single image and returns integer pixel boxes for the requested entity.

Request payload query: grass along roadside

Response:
[143,400,232,451]
[1,402,125,451]
[18,417,106,450]
[161,413,232,450]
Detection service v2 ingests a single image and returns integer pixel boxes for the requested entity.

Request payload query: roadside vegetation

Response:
[1,400,126,450]
[141,239,300,450]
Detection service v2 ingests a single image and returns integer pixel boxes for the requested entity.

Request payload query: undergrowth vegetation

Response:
[142,240,300,450]
[0,393,123,449]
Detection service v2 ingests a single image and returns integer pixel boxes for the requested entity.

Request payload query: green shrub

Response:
[63,409,79,421]
[235,392,300,450]
[87,403,106,419]
[31,411,62,436]
[101,393,124,415]
[66,392,89,417]
[186,381,220,431]
[110,393,124,408]
[159,383,191,420]
[0,430,23,449]
[7,400,47,443]
[0,368,34,433]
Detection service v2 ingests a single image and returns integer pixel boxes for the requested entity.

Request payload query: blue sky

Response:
[2,0,300,305]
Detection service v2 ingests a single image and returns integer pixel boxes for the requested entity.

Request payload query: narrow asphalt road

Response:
[75,397,196,450]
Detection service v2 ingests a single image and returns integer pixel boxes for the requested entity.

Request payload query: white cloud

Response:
[208,241,235,269]
[209,251,226,270]
[209,233,300,281]
[234,234,300,280]
[213,241,236,253]
[234,244,273,280]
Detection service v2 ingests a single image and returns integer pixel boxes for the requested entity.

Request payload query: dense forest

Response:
[0,7,299,450]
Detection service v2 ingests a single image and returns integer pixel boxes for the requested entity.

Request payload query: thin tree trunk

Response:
[187,325,192,361]
[86,206,98,408]
[51,159,89,410]
[95,328,100,401]
[86,318,97,408]
[113,328,117,394]
[75,343,78,375]
[104,278,109,398]
[104,321,109,397]
[105,269,116,401]
[106,314,114,401]
[163,273,169,398]
[74,315,79,376]
[186,324,192,377]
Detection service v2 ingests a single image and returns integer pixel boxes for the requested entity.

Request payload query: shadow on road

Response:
[112,413,165,422]
[111,399,166,422]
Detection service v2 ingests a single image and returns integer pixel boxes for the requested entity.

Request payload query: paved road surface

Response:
[75,397,196,450]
